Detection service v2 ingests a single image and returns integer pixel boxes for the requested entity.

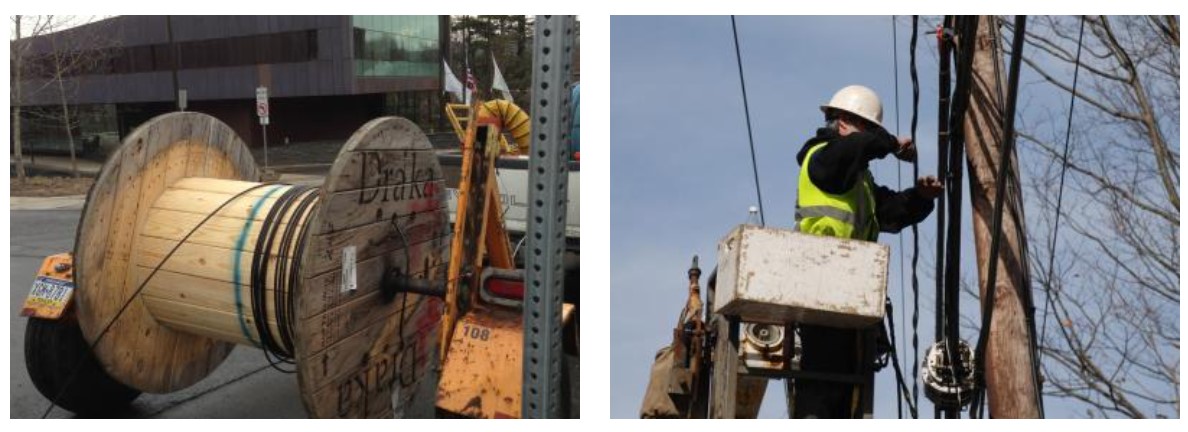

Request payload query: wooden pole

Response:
[962,16,1041,418]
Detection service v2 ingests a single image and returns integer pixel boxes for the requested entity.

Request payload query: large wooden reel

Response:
[69,112,447,418]
[293,117,448,418]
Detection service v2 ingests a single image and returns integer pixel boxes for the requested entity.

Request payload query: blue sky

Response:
[610,15,1086,419]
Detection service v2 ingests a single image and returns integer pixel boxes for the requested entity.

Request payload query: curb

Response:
[10,195,87,211]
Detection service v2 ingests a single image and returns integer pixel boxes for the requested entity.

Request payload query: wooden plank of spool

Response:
[74,112,259,393]
[296,117,449,418]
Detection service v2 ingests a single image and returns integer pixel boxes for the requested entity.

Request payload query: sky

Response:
[609,15,1087,419]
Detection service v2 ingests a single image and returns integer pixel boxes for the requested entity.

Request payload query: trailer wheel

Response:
[25,317,140,416]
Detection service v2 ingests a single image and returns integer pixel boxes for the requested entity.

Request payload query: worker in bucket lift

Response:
[792,85,943,418]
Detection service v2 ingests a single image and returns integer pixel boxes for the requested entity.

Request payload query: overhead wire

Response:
[1038,15,1085,384]
[730,15,766,226]
[891,14,906,420]
[932,16,952,419]
[884,299,919,417]
[970,15,1030,419]
[908,14,922,419]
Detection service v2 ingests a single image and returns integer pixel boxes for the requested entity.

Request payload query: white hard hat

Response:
[820,85,883,128]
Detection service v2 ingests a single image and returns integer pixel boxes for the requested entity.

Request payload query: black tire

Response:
[25,317,140,416]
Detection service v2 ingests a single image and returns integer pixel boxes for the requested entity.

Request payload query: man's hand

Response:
[916,176,943,199]
[895,136,916,162]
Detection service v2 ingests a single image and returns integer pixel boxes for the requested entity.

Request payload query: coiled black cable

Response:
[249,184,320,372]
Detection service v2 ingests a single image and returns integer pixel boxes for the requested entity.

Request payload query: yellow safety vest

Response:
[796,142,879,241]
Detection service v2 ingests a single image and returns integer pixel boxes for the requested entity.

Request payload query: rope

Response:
[41,183,276,418]
[730,15,766,226]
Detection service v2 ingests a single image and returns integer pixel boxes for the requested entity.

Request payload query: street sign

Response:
[256,86,269,124]
[178,89,187,111]
[257,86,270,169]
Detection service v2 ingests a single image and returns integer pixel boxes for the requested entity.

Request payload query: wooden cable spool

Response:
[71,112,448,418]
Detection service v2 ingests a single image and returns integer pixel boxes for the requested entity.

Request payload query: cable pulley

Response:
[921,339,976,409]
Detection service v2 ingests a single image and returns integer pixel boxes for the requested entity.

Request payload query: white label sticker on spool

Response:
[342,245,357,293]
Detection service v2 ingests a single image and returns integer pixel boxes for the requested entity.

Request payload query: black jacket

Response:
[795,128,935,234]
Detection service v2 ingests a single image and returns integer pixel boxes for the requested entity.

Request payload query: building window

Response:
[20,29,320,79]
[352,16,440,78]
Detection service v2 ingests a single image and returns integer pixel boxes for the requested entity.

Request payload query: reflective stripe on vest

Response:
[796,141,878,241]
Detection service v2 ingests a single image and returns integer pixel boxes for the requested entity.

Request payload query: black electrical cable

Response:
[941,16,980,418]
[730,15,765,226]
[908,14,922,418]
[279,189,319,357]
[891,14,905,420]
[250,185,300,362]
[390,219,416,387]
[250,184,319,372]
[971,15,1029,420]
[884,298,919,418]
[989,16,1043,418]
[41,183,275,419]
[1039,14,1085,393]
[932,18,952,419]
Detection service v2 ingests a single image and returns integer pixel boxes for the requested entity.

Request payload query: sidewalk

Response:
[11,156,103,177]
[10,173,326,211]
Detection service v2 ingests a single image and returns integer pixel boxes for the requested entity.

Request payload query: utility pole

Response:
[962,16,1041,418]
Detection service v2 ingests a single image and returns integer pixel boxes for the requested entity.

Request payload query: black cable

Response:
[1039,14,1085,389]
[250,184,318,372]
[908,14,922,418]
[278,189,319,359]
[41,183,275,419]
[941,16,980,418]
[730,15,765,226]
[891,14,905,420]
[391,220,416,387]
[250,185,300,363]
[933,17,952,419]
[1026,15,1087,420]
[972,15,1029,420]
[988,16,1043,418]
[884,298,919,418]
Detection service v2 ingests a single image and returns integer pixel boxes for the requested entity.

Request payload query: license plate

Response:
[21,276,75,319]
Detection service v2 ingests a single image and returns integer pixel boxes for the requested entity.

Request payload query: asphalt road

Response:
[9,209,577,418]
[9,209,306,419]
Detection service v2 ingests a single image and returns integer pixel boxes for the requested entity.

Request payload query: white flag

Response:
[491,54,513,102]
[442,60,465,103]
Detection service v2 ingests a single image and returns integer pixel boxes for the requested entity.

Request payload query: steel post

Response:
[521,15,575,419]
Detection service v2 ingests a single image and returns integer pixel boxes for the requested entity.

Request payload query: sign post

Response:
[256,86,270,170]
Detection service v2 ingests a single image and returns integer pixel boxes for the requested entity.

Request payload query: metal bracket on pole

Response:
[522,15,575,419]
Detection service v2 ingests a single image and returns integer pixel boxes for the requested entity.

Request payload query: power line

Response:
[1039,13,1086,409]
[891,15,906,420]
[971,15,1031,419]
[908,14,922,418]
[730,15,765,226]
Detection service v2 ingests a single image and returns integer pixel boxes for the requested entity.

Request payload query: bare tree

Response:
[13,15,115,178]
[1006,15,1178,418]
[10,15,54,183]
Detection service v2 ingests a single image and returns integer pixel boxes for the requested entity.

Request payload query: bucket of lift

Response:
[714,224,889,328]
